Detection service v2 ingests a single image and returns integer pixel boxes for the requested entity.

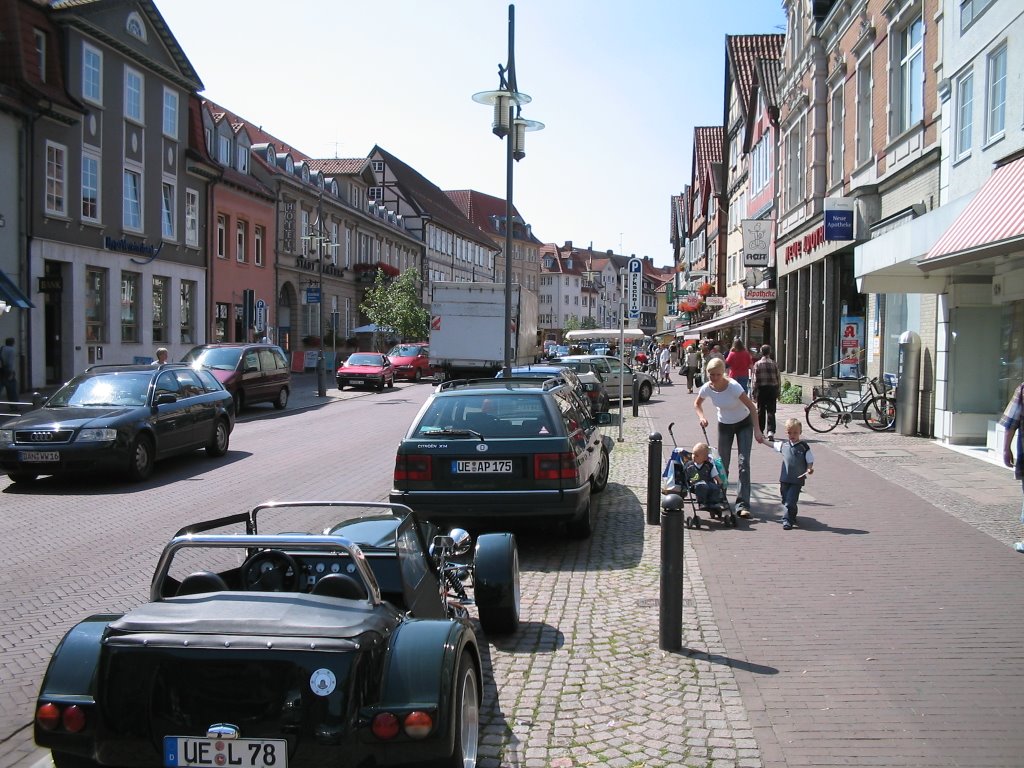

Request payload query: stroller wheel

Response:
[692,515,701,529]
[728,514,737,528]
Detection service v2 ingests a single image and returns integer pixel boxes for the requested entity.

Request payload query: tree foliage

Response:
[563,316,581,333]
[580,315,599,330]
[360,268,429,350]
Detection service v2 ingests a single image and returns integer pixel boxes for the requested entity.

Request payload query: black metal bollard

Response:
[632,376,639,417]
[659,493,684,651]
[647,432,662,525]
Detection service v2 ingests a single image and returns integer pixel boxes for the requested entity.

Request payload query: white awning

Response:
[682,302,770,335]
[564,328,646,341]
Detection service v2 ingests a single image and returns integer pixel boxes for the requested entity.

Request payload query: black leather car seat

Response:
[312,573,368,601]
[176,571,229,596]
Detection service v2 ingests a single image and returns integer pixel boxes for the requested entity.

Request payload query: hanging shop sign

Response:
[744,288,777,301]
[824,197,856,241]
[741,219,773,267]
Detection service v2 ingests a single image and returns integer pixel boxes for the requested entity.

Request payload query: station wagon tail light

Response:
[403,711,433,738]
[36,703,60,731]
[62,705,86,733]
[394,454,432,482]
[534,452,576,480]
[371,712,400,740]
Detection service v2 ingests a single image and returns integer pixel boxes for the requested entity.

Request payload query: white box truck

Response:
[429,282,539,380]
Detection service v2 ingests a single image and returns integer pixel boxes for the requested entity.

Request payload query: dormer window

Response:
[266,145,275,164]
[218,134,231,165]
[126,11,147,42]
[283,155,294,174]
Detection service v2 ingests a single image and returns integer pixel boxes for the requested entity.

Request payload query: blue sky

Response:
[156,1,786,268]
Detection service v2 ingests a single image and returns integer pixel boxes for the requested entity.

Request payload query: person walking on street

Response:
[694,357,766,517]
[763,417,814,529]
[659,344,671,383]
[751,344,781,439]
[998,379,1024,552]
[683,344,702,394]
[725,338,753,393]
[152,347,169,365]
[1,337,17,402]
[704,343,724,377]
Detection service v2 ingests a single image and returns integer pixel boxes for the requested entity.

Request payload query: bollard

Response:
[647,432,662,525]
[659,493,684,651]
[632,375,639,417]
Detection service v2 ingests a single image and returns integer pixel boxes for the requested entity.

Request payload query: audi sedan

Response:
[336,353,395,391]
[0,364,234,483]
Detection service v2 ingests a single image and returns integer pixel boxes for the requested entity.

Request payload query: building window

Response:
[829,86,844,186]
[85,268,107,343]
[82,152,100,222]
[218,134,231,165]
[986,44,1007,140]
[124,66,143,123]
[185,188,199,247]
[855,57,872,166]
[161,181,175,239]
[82,44,102,104]
[371,160,384,173]
[120,271,140,343]
[331,222,339,264]
[960,0,995,31]
[236,220,247,263]
[255,226,265,266]
[180,280,196,344]
[152,276,169,343]
[893,15,924,136]
[123,168,142,230]
[236,145,248,173]
[302,209,311,255]
[162,88,178,138]
[126,11,147,41]
[345,228,352,267]
[216,214,227,259]
[368,186,383,200]
[955,71,974,159]
[45,142,66,216]
[33,29,45,81]
[784,116,805,210]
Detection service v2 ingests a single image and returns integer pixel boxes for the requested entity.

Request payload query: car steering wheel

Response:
[241,549,300,592]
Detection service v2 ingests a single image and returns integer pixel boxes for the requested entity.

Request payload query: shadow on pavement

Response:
[676,649,779,676]
[488,621,564,653]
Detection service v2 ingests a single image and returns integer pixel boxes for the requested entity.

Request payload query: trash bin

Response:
[896,331,920,435]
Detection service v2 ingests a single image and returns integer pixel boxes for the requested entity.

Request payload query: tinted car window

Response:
[182,347,242,369]
[262,348,286,371]
[194,368,224,392]
[174,369,204,398]
[155,371,181,398]
[414,393,554,438]
[242,350,260,372]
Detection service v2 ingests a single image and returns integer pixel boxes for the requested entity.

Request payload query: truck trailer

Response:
[428,282,539,380]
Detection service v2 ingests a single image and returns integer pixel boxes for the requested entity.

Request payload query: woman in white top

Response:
[693,356,765,516]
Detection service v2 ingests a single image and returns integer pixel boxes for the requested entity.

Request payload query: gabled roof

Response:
[724,34,785,121]
[444,189,543,245]
[744,57,782,152]
[372,146,494,249]
[309,158,371,176]
[0,0,82,121]
[49,0,203,92]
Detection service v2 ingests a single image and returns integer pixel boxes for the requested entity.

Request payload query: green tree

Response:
[580,315,599,330]
[563,316,581,333]
[360,267,429,350]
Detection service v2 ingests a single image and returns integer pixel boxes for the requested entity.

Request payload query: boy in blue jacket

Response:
[766,417,814,529]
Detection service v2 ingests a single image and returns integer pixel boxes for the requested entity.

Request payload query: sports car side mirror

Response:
[448,528,471,556]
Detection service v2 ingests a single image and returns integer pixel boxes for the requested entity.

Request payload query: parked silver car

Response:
[550,355,657,402]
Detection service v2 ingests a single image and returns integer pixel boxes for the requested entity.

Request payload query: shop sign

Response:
[703,295,726,306]
[824,198,855,241]
[783,224,826,264]
[38,276,63,293]
[283,200,296,253]
[741,219,773,266]
[744,288,777,301]
[104,235,163,264]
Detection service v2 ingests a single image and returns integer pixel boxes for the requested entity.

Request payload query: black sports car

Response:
[34,501,520,768]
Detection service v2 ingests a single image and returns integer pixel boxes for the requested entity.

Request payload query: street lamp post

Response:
[305,194,336,397]
[473,4,543,379]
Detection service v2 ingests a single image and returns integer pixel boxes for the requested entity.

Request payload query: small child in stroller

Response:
[684,442,728,511]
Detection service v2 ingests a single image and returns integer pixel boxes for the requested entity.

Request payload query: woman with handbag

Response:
[683,344,702,394]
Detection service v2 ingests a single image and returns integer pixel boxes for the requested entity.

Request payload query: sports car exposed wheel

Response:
[206,417,230,457]
[438,654,479,768]
[127,434,154,481]
[566,501,592,540]
[473,533,520,635]
[273,387,289,410]
[590,446,610,493]
[639,381,653,402]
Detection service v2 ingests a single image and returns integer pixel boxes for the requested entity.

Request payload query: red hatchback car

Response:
[336,352,395,391]
[386,343,433,382]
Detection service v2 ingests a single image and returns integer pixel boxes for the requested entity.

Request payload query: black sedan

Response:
[34,501,520,768]
[0,363,234,483]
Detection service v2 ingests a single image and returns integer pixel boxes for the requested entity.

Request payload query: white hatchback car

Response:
[550,355,657,402]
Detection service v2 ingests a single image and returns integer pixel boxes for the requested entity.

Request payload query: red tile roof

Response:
[308,158,371,176]
[444,189,543,244]
[725,34,785,118]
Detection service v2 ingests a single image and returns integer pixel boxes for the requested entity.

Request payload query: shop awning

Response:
[0,270,34,309]
[919,155,1024,270]
[682,302,770,335]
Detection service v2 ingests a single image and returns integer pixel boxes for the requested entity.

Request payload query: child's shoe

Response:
[1014,541,1024,553]
[782,522,792,530]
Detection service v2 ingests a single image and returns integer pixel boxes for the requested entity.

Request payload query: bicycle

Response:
[804,375,896,433]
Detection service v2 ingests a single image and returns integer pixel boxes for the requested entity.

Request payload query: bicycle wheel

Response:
[805,397,842,433]
[863,396,896,431]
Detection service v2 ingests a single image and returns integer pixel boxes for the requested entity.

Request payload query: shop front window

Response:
[85,267,107,342]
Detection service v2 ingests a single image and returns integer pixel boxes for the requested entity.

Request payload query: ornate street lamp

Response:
[473,4,543,378]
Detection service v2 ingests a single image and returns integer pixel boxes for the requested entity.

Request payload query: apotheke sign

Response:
[744,288,777,301]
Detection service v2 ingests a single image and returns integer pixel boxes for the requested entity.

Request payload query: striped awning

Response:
[920,155,1024,269]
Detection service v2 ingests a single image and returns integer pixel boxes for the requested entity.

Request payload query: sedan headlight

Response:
[0,429,12,442]
[77,428,118,442]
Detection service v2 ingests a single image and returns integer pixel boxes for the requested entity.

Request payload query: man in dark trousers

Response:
[751,344,781,440]
[0,337,17,402]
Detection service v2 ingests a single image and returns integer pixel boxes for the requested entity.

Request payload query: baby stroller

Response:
[662,423,737,529]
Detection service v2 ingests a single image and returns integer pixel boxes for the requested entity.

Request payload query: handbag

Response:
[694,371,703,386]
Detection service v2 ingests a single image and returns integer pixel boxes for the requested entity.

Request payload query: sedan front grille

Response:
[14,429,75,444]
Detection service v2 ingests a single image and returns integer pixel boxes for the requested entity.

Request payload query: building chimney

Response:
[564,240,573,249]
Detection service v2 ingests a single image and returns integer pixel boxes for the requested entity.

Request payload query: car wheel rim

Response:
[458,666,479,767]
[135,441,151,474]
[216,423,228,452]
